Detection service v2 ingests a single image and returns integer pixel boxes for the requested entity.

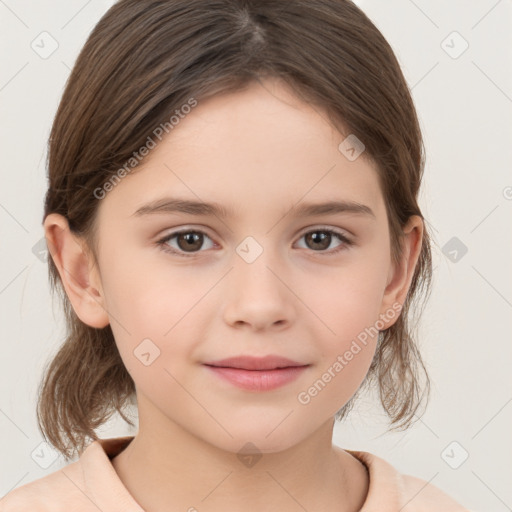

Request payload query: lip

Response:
[203,355,310,392]
[203,355,307,371]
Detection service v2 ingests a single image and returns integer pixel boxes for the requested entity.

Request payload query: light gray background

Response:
[1,1,511,510]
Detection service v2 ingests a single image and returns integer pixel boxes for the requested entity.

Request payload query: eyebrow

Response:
[132,197,375,219]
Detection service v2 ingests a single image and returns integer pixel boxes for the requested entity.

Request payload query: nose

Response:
[222,248,296,331]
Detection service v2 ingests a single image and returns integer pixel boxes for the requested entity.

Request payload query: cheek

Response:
[306,253,390,337]
[99,240,204,332]
[296,254,389,402]
[296,294,379,419]
[100,253,213,379]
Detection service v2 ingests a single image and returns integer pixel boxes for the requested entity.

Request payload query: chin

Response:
[205,423,309,455]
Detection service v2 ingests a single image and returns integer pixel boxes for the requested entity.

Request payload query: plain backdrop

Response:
[1,1,511,510]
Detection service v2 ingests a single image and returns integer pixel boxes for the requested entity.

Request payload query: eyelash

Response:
[156,227,354,258]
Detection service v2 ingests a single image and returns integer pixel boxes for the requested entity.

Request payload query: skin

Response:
[44,77,423,512]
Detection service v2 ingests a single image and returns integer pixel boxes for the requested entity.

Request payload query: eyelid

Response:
[158,225,213,238]
[157,223,353,241]
[296,224,353,240]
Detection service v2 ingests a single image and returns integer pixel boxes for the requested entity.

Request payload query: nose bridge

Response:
[222,234,296,329]
[233,233,283,291]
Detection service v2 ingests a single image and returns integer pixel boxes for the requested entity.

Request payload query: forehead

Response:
[97,79,385,224]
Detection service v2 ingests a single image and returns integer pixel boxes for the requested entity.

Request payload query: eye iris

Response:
[177,232,203,252]
[306,231,331,250]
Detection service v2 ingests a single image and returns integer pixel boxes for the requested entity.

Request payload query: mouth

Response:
[203,355,310,391]
[203,355,308,371]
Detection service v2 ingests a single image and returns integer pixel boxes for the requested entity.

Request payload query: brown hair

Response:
[38,0,433,461]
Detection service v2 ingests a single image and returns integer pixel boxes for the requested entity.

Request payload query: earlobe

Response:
[379,215,424,329]
[43,213,110,329]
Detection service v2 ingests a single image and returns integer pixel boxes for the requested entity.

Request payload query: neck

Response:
[111,395,369,512]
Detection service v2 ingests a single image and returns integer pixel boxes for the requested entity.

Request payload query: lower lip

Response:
[204,365,309,391]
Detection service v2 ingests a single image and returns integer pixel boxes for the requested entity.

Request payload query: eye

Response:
[295,227,353,255]
[157,229,215,257]
[156,226,353,258]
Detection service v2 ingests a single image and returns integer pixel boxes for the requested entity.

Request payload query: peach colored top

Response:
[1,436,470,511]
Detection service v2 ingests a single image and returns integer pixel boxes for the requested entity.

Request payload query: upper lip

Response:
[203,355,308,371]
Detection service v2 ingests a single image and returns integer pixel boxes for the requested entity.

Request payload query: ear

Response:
[43,213,110,328]
[379,215,423,329]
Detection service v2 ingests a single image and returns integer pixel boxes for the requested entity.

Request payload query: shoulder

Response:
[0,460,92,512]
[400,473,470,511]
[1,436,138,512]
[345,449,472,511]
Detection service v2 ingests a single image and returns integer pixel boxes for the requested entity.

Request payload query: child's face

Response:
[81,78,415,452]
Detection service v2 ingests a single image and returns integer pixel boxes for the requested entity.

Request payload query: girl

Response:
[1,0,469,510]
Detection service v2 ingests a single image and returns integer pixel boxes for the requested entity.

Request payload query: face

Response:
[49,78,420,454]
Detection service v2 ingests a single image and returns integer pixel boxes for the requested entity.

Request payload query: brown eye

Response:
[158,230,215,257]
[296,228,353,254]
